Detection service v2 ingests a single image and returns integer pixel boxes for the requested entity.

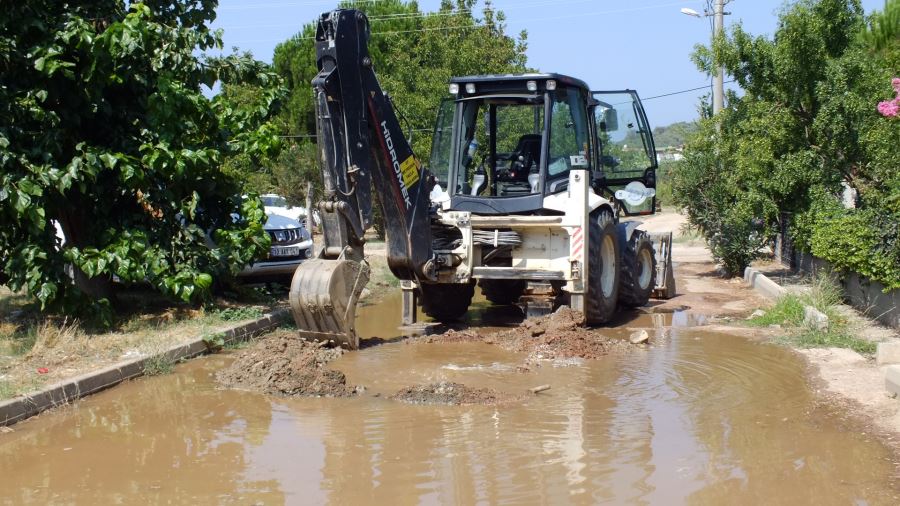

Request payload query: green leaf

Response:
[99,153,119,169]
[18,178,43,197]
[13,191,31,214]
[195,273,213,289]
[0,1,290,317]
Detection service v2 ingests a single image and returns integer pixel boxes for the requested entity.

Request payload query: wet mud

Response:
[391,381,521,406]
[3,291,900,504]
[418,307,634,362]
[216,331,356,397]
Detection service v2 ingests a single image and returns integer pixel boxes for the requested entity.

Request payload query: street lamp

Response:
[681,2,730,116]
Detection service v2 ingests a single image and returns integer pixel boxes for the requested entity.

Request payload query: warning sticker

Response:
[400,155,419,188]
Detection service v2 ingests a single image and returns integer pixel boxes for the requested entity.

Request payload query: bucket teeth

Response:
[289,258,370,349]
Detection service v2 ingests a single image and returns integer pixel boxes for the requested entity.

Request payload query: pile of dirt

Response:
[391,381,519,405]
[216,332,357,397]
[420,307,631,361]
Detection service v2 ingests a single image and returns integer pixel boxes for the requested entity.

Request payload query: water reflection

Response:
[0,301,897,504]
[0,359,283,503]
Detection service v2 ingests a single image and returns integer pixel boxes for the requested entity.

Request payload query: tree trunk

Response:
[57,207,115,302]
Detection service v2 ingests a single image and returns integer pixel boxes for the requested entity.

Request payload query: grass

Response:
[789,327,876,355]
[673,225,705,245]
[0,379,14,399]
[0,375,42,398]
[0,287,37,354]
[0,285,281,399]
[747,295,806,327]
[224,339,252,351]
[746,273,877,355]
[207,306,265,322]
[142,352,176,376]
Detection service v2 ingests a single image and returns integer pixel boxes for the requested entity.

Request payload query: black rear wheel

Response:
[419,282,475,322]
[479,279,526,305]
[619,230,656,308]
[585,210,620,325]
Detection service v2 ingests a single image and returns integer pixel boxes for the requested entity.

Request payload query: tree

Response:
[673,0,899,285]
[216,67,287,194]
[652,121,699,148]
[269,0,529,212]
[0,1,281,321]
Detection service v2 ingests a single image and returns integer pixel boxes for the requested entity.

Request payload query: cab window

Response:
[548,88,590,179]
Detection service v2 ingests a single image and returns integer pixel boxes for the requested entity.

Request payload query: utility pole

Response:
[713,0,725,116]
[681,1,730,117]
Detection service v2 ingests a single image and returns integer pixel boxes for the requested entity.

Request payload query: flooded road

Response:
[1,293,897,504]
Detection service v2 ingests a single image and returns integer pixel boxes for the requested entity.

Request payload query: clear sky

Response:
[210,0,885,127]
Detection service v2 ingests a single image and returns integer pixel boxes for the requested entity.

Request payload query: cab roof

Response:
[449,73,590,93]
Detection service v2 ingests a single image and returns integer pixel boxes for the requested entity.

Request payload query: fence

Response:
[777,212,898,329]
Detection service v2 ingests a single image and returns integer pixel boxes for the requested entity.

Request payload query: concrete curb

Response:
[877,342,900,366]
[743,266,829,330]
[743,267,786,299]
[742,267,900,396]
[885,366,900,397]
[0,308,290,427]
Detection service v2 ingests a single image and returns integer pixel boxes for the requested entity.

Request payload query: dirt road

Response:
[2,211,899,504]
[639,212,900,453]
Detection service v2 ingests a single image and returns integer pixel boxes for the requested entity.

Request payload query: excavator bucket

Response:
[648,231,676,299]
[289,258,370,349]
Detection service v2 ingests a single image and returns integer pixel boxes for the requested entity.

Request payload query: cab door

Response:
[428,98,456,190]
[591,90,658,215]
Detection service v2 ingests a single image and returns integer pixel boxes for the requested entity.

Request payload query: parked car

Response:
[261,193,321,228]
[238,210,314,279]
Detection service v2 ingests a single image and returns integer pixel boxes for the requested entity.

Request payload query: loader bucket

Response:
[648,231,676,299]
[289,258,371,349]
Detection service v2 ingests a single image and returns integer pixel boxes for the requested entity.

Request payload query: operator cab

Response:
[428,73,658,215]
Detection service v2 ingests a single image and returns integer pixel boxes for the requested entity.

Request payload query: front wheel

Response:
[585,210,620,325]
[419,282,475,322]
[619,230,656,308]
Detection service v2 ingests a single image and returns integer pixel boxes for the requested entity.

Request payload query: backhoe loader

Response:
[289,9,674,349]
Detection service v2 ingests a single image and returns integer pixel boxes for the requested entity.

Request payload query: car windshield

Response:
[262,195,289,207]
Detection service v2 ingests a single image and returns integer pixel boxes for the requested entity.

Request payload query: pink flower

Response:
[893,77,900,94]
[878,99,899,117]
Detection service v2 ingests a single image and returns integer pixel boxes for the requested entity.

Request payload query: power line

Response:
[280,81,736,140]
[218,0,685,15]
[642,80,735,100]
[218,0,395,11]
[217,8,477,30]
[226,1,700,43]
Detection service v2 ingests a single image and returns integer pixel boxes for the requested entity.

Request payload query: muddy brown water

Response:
[1,292,898,504]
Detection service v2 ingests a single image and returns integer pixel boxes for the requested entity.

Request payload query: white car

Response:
[261,193,320,228]
[238,210,314,279]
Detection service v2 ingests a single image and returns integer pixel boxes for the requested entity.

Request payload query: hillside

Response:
[652,121,698,148]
